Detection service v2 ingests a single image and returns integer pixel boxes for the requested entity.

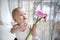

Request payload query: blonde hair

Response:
[12,7,22,22]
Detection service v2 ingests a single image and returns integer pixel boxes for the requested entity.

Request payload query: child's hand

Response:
[31,23,37,37]
[32,24,37,31]
[11,27,18,34]
[11,25,19,34]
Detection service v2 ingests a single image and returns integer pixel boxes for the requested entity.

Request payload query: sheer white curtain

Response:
[0,0,12,25]
[0,0,18,40]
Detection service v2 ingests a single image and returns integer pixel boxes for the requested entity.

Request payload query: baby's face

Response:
[14,8,28,24]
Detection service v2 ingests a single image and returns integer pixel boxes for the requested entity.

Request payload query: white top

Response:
[15,24,32,40]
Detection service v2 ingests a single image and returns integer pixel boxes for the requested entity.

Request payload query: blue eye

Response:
[24,13,26,15]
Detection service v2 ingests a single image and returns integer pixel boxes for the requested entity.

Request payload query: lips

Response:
[23,17,27,20]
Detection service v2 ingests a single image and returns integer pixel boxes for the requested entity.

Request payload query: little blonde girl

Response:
[11,7,37,40]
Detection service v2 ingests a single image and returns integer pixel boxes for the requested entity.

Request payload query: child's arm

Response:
[31,24,37,37]
[10,25,19,34]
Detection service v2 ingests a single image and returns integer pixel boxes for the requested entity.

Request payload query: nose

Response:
[23,15,25,17]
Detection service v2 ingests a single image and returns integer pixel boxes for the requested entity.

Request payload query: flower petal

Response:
[43,14,47,22]
[36,10,44,17]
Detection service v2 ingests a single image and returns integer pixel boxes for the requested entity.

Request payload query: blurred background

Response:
[0,0,60,40]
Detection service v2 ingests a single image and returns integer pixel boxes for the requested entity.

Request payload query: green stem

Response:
[35,17,42,24]
[25,17,42,40]
[25,28,33,40]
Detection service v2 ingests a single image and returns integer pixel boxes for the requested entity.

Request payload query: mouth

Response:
[23,18,27,20]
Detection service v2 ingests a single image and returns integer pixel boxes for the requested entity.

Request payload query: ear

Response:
[13,17,17,22]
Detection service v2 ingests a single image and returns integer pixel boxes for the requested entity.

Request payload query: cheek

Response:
[19,16,23,20]
[19,16,23,21]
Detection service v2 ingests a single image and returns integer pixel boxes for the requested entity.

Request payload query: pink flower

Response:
[35,10,47,22]
[36,10,44,17]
